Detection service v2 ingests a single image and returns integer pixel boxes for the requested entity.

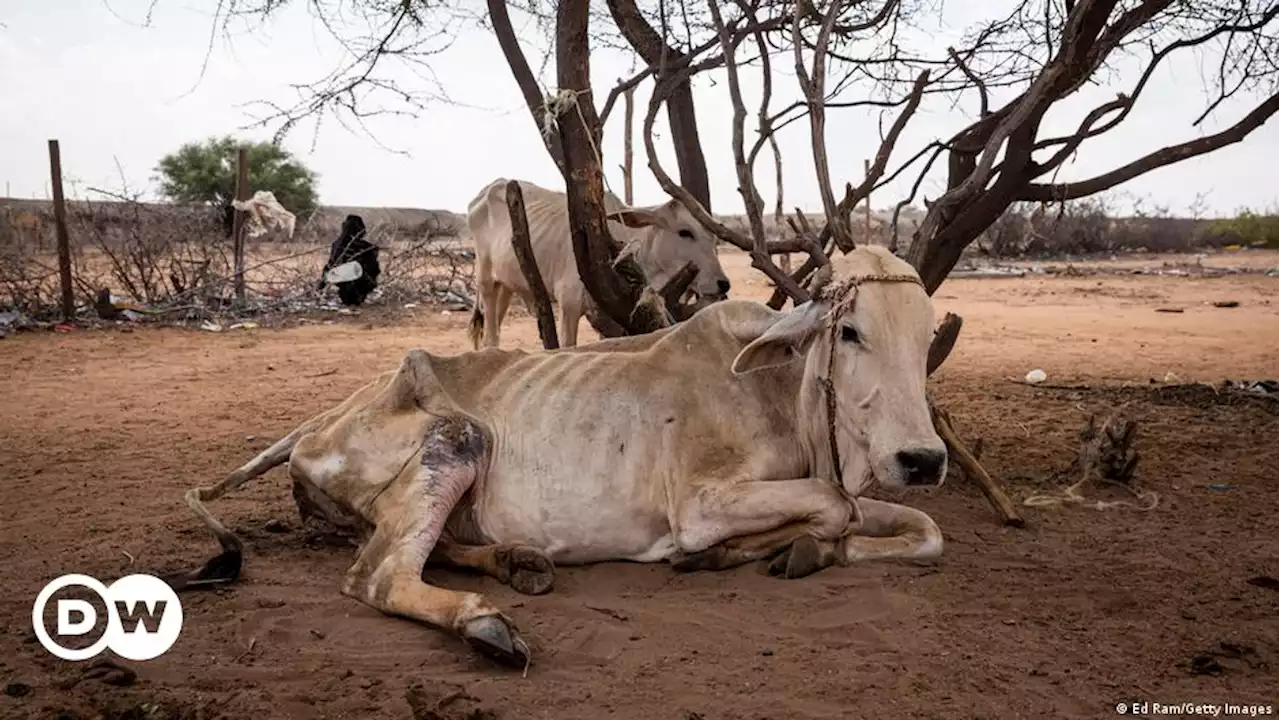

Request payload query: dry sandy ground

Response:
[0,249,1276,720]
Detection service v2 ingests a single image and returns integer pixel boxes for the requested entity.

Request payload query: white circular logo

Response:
[32,573,183,661]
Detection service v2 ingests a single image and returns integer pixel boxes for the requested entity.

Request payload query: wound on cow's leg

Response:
[340,417,530,669]
[430,541,556,596]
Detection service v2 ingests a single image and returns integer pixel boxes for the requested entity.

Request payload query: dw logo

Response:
[31,574,183,661]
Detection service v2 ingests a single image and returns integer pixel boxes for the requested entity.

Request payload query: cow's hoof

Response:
[496,545,555,596]
[461,615,530,669]
[767,536,826,579]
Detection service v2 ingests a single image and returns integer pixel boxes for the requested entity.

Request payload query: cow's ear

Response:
[607,208,663,229]
[731,302,826,375]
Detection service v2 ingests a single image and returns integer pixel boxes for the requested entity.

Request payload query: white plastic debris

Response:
[231,190,297,239]
[1024,369,1047,384]
[200,321,224,332]
[228,322,260,330]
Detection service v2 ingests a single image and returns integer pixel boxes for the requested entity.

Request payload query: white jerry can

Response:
[325,260,364,284]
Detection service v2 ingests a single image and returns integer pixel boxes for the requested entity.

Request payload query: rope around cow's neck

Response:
[814,273,925,507]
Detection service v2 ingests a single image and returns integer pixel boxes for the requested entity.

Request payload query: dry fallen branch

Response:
[923,313,1022,527]
[931,401,1026,527]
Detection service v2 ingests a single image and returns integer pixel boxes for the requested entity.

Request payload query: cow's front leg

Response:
[341,417,530,668]
[670,477,852,573]
[765,497,944,577]
[429,540,556,595]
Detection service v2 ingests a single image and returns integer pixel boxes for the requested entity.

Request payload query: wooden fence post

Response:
[47,140,75,321]
[231,146,249,305]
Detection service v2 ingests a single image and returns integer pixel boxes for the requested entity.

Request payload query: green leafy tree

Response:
[154,136,319,234]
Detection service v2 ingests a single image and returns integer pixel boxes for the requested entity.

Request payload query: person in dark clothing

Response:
[319,214,381,306]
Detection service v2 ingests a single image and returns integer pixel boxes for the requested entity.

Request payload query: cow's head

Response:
[606,198,732,302]
[730,246,946,496]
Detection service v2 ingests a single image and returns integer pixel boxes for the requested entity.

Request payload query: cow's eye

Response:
[840,326,861,344]
[678,229,695,240]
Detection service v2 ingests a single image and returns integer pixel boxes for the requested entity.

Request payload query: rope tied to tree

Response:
[541,88,616,199]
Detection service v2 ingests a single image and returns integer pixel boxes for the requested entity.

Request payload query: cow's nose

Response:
[896,449,947,486]
[716,278,732,294]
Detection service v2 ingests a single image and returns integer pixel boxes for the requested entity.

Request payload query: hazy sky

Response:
[1,0,1275,217]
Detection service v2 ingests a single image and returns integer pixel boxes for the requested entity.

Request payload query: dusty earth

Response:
[1,248,1277,720]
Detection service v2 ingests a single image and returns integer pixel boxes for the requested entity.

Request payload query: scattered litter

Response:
[1154,307,1185,313]
[1207,483,1234,492]
[245,435,257,442]
[403,303,419,310]
[53,324,75,333]
[1163,372,1181,384]
[121,309,146,322]
[0,310,31,329]
[1212,300,1240,308]
[1220,379,1278,399]
[1024,369,1047,385]
[200,321,224,332]
[228,322,260,330]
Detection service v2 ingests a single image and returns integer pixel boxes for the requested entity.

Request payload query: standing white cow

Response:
[176,246,948,670]
[466,178,733,348]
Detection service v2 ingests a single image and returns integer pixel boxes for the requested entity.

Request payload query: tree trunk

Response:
[556,0,669,335]
[606,0,712,211]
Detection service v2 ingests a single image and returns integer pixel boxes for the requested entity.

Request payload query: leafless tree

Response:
[200,0,1276,328]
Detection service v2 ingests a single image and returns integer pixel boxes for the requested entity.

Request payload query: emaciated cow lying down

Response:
[176,246,948,669]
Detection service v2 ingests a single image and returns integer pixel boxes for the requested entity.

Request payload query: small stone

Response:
[256,598,287,609]
[761,649,774,656]
[263,519,289,533]
[310,629,327,640]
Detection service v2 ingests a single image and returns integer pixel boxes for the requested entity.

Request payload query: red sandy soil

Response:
[1,249,1276,720]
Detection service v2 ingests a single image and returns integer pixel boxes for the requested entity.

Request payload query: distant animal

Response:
[320,214,381,306]
[176,246,947,669]
[465,178,733,349]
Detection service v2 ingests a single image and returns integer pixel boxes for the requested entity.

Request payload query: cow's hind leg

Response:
[429,541,556,596]
[341,416,530,668]
[171,422,317,590]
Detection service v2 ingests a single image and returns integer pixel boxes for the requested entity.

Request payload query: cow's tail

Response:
[167,426,307,590]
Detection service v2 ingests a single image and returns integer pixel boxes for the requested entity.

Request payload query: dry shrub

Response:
[0,194,473,320]
[976,196,1212,259]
